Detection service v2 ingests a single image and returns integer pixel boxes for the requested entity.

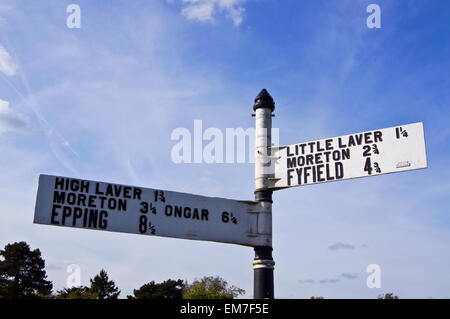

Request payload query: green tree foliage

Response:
[54,269,120,299]
[54,286,98,299]
[378,292,399,299]
[90,269,120,299]
[183,276,245,299]
[128,279,185,299]
[0,241,53,298]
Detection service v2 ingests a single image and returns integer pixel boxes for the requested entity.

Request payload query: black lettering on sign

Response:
[95,183,104,195]
[73,207,83,226]
[140,201,148,213]
[317,141,325,152]
[335,162,344,179]
[53,191,66,204]
[140,202,156,214]
[62,206,72,225]
[139,215,147,234]
[316,164,325,182]
[52,190,127,211]
[287,146,294,157]
[88,209,98,228]
[66,193,76,205]
[364,132,373,144]
[308,142,315,153]
[54,178,90,193]
[303,167,311,184]
[94,182,142,200]
[201,209,209,221]
[165,205,173,216]
[342,148,350,160]
[184,207,191,218]
[332,151,340,161]
[325,139,334,150]
[222,212,229,223]
[88,196,96,208]
[295,168,302,185]
[299,144,307,154]
[287,157,296,169]
[372,144,379,154]
[287,169,295,186]
[175,206,182,218]
[54,178,65,191]
[312,165,317,182]
[338,132,383,149]
[326,164,334,181]
[364,157,373,175]
[374,131,382,142]
[77,194,86,206]
[286,148,350,172]
[163,205,208,221]
[50,205,109,229]
[154,191,166,202]
[51,205,60,225]
[99,211,108,229]
[134,188,142,200]
[83,209,88,227]
[395,127,408,139]
[291,162,345,185]
[363,145,371,157]
[315,153,323,165]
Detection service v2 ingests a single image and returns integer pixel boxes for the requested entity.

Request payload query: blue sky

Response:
[0,0,449,298]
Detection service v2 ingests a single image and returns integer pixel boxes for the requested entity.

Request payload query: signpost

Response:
[270,122,427,189]
[34,175,270,247]
[33,89,428,299]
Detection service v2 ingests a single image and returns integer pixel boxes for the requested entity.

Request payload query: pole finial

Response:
[253,88,275,112]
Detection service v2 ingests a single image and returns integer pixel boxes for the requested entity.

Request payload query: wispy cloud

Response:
[0,99,32,135]
[328,242,355,251]
[46,264,64,271]
[0,38,80,174]
[0,45,17,76]
[299,273,358,285]
[318,278,340,284]
[178,0,246,26]
[341,273,358,280]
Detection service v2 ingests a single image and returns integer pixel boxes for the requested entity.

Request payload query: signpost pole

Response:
[253,89,275,299]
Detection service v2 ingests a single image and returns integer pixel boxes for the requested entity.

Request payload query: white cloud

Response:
[180,0,246,26]
[0,99,31,135]
[0,45,17,76]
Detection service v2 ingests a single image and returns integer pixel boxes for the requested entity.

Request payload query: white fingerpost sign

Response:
[34,175,270,247]
[32,89,429,300]
[271,122,427,189]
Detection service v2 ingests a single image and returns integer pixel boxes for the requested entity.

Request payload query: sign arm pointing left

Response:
[33,175,271,247]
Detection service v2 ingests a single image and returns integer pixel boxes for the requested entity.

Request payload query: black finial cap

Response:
[253,88,275,112]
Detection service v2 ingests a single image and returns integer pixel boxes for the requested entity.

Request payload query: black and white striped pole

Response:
[253,89,275,299]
